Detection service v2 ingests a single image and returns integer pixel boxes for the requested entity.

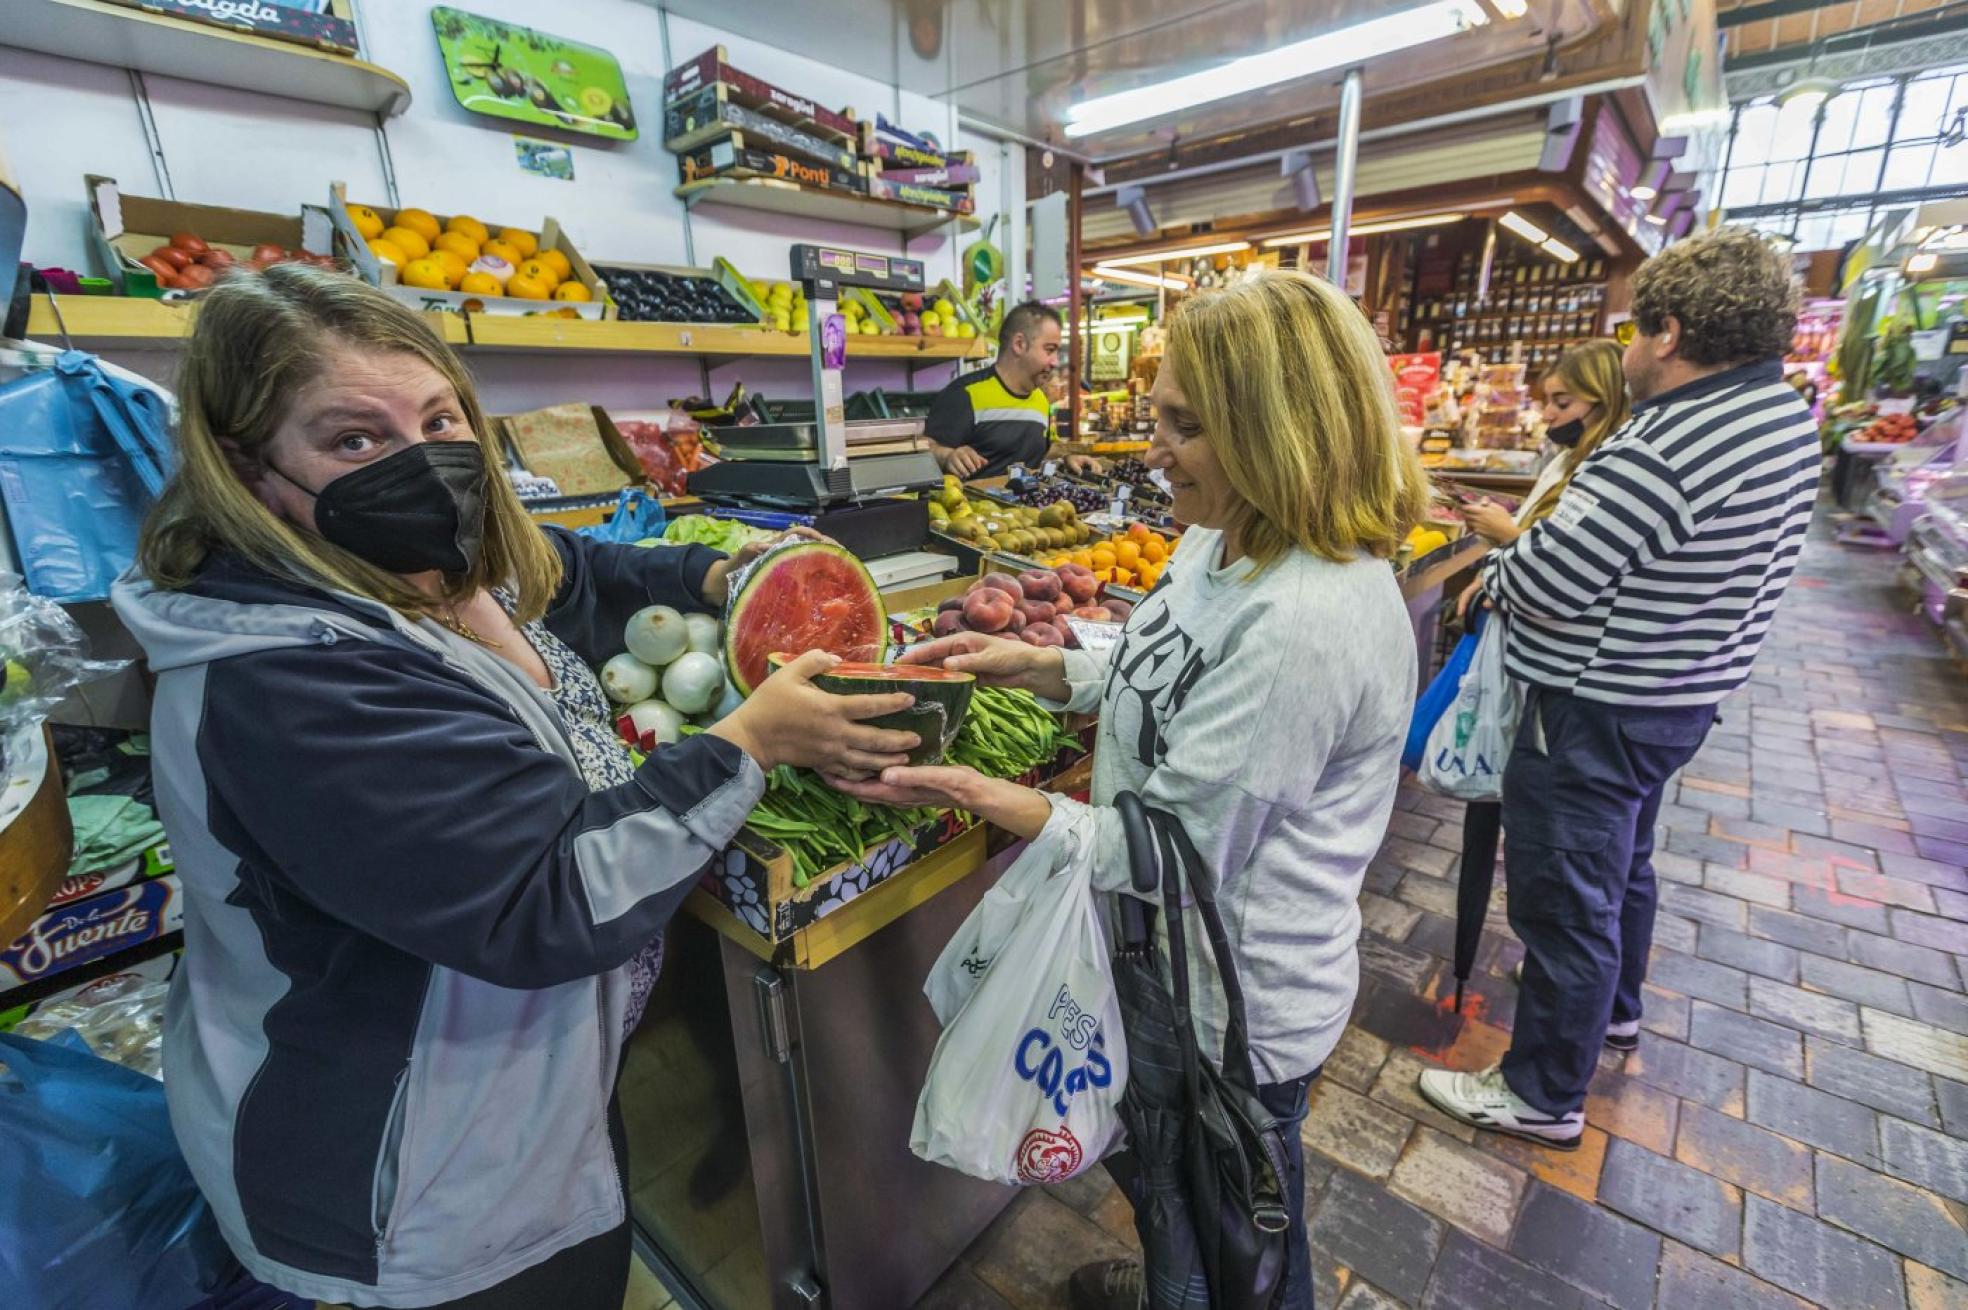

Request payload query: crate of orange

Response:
[1039,520,1174,591]
[327,182,614,320]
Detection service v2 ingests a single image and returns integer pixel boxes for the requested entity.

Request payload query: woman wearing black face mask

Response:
[1445,340,1629,1012]
[110,266,919,1310]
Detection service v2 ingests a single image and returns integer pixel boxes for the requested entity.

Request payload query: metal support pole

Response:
[1327,66,1365,285]
[1068,161,1085,446]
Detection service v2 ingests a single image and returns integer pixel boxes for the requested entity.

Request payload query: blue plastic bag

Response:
[576,486,668,544]
[0,1029,232,1309]
[1402,609,1485,774]
[0,351,174,602]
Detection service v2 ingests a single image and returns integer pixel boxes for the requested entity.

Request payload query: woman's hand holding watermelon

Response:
[709,649,920,776]
[899,632,1070,702]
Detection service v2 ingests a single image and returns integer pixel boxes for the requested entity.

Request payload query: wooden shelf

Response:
[677,177,978,237]
[6,0,411,117]
[22,295,987,362]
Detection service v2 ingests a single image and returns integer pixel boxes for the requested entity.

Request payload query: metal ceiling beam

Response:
[1717,0,1846,29]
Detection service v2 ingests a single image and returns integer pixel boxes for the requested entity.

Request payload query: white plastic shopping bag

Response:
[923,820,1071,1024]
[911,812,1126,1185]
[1418,612,1522,801]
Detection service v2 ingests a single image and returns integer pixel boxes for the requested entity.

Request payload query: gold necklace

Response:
[433,608,497,647]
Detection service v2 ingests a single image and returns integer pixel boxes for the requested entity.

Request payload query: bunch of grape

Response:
[1104,458,1168,500]
[1006,476,1108,514]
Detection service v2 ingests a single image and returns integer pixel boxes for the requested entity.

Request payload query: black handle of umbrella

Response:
[1115,791,1160,895]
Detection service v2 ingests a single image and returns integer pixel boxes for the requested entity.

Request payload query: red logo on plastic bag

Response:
[1015,1126,1084,1183]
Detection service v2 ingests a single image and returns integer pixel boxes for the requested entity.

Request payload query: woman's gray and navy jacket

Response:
[109,529,765,1308]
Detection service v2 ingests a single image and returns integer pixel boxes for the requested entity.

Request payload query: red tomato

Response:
[138,255,179,286]
[251,243,288,264]
[169,232,209,254]
[149,245,192,270]
[198,249,235,269]
[176,263,217,289]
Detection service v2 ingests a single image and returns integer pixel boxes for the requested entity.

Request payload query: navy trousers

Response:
[1498,687,1716,1116]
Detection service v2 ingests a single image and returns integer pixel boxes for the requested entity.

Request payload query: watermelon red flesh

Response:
[725,542,888,695]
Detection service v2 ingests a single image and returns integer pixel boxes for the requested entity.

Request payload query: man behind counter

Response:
[926,300,1102,479]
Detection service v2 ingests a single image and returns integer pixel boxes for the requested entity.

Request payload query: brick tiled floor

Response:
[924,516,1968,1309]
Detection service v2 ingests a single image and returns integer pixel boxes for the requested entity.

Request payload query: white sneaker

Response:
[1417,1065,1584,1149]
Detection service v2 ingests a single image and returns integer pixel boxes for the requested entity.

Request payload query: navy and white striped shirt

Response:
[1483,359,1820,706]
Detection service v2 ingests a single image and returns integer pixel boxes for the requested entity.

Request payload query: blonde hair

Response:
[137,265,562,623]
[1526,339,1631,523]
[1165,269,1430,568]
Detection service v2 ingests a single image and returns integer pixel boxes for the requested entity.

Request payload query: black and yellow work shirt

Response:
[924,365,1055,478]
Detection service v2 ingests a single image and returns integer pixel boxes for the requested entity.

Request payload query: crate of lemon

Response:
[328,182,612,320]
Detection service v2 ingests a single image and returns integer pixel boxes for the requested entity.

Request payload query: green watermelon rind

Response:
[724,541,889,696]
[765,658,974,764]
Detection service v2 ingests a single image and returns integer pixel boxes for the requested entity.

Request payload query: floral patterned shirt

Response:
[499,594,664,1036]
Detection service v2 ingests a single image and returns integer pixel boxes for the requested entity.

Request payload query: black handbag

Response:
[1113,792,1295,1310]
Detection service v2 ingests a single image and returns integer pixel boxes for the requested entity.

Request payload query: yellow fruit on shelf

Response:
[497,227,539,258]
[445,214,490,244]
[367,238,409,266]
[1409,528,1450,555]
[553,281,593,303]
[399,257,452,291]
[458,271,503,296]
[393,208,442,243]
[515,257,561,289]
[535,248,572,281]
[505,271,553,300]
[432,252,469,286]
[346,205,385,240]
[433,231,480,263]
[480,238,523,267]
[380,226,430,260]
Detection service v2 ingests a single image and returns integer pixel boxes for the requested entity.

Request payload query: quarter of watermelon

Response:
[725,541,889,696]
[765,656,974,765]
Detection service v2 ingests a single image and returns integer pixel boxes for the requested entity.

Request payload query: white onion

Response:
[600,653,658,705]
[683,612,721,655]
[661,651,724,715]
[624,605,689,667]
[619,698,685,747]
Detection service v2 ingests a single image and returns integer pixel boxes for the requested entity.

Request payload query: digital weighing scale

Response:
[686,243,946,508]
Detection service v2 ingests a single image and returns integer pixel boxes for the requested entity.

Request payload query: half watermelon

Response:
[766,656,975,765]
[724,540,889,696]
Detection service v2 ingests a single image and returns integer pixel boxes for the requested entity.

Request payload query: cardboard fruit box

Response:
[663,46,858,145]
[492,403,646,500]
[327,182,613,320]
[86,175,334,296]
[663,83,857,174]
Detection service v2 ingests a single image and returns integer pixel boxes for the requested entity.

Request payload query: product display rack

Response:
[23,295,988,363]
[5,0,412,117]
[1403,244,1610,374]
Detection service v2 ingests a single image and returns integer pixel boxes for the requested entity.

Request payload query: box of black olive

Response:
[664,86,857,174]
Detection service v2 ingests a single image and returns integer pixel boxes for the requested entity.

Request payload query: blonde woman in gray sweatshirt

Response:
[829,269,1429,1310]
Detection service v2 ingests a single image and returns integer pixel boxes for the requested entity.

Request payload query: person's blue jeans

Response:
[1499,687,1715,1116]
[1256,1072,1319,1310]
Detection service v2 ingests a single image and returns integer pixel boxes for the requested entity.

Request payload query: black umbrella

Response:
[1111,793,1211,1310]
[1451,800,1503,1013]
[1110,794,1292,1310]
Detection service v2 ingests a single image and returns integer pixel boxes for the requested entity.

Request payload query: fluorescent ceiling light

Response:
[1498,210,1549,243]
[1907,252,1939,273]
[1487,0,1529,15]
[1062,1,1491,139]
[1095,240,1250,268]
[1628,184,1658,201]
[1541,238,1580,262]
[1260,212,1465,247]
[1660,109,1732,132]
[1094,266,1190,291]
[1644,213,1668,226]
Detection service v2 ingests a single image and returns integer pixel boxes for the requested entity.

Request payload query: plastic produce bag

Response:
[0,1030,233,1309]
[576,487,669,544]
[1417,611,1520,801]
[0,572,127,772]
[922,818,1075,1024]
[912,812,1126,1185]
[1402,612,1483,773]
[0,350,175,602]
